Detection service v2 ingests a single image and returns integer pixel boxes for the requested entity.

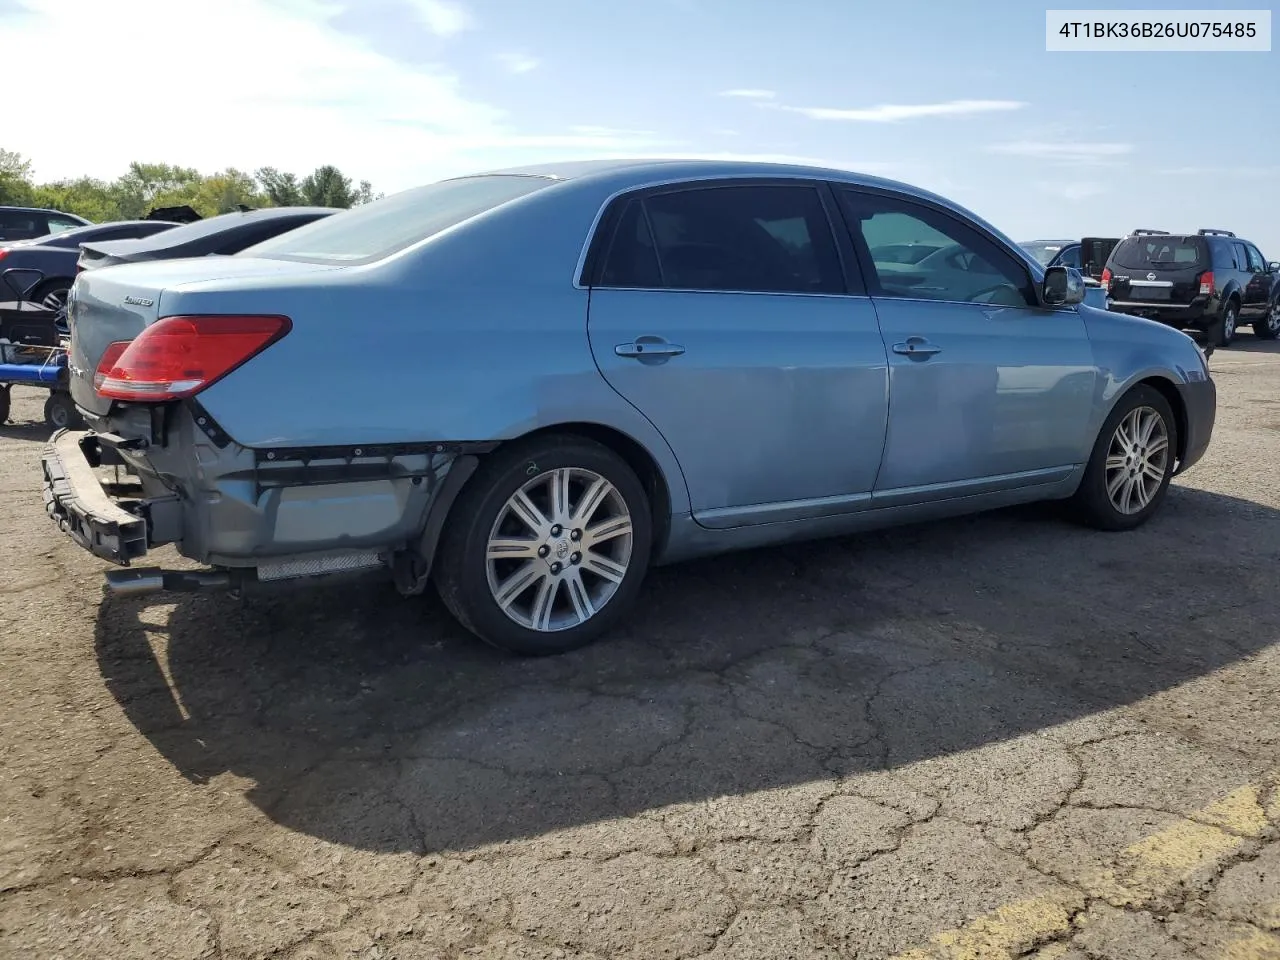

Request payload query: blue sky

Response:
[7,0,1278,252]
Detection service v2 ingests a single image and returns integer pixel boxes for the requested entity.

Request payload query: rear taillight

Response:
[1198,271,1214,296]
[0,249,8,261]
[94,314,291,402]
[1100,267,1112,291]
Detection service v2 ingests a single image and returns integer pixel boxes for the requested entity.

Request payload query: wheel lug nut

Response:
[538,545,549,558]
[570,529,581,541]
[550,524,562,536]
[571,552,581,564]
[550,562,562,574]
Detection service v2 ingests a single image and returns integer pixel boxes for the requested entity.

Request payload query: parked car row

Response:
[39,159,1215,657]
[1102,228,1279,347]
[1022,228,1280,348]
[0,205,339,319]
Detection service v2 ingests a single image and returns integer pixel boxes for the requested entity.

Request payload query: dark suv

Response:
[1103,229,1279,347]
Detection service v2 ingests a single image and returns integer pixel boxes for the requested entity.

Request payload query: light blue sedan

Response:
[44,159,1216,655]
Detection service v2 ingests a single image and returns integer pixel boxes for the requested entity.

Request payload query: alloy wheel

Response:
[1104,405,1170,515]
[40,287,70,312]
[485,467,634,631]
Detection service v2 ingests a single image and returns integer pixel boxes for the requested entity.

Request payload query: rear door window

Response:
[598,183,847,295]
[46,215,84,235]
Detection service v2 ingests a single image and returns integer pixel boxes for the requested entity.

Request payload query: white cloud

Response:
[988,141,1133,164]
[495,52,539,74]
[784,99,1026,122]
[719,89,777,99]
[410,0,474,37]
[2,0,659,193]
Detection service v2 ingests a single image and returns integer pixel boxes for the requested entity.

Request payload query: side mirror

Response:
[1269,261,1280,273]
[1043,265,1085,306]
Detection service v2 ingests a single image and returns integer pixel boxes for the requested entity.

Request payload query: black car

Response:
[77,206,338,273]
[0,220,179,309]
[1103,229,1279,346]
[0,206,90,242]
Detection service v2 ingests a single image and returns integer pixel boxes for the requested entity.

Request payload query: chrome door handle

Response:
[615,339,686,359]
[892,338,942,358]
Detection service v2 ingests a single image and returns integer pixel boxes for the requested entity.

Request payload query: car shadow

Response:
[1218,334,1280,355]
[94,486,1280,855]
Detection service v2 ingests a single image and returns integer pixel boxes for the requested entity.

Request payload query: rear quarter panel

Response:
[185,182,693,514]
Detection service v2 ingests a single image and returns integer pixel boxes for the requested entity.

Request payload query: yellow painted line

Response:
[1193,786,1272,839]
[890,893,1081,960]
[887,775,1277,960]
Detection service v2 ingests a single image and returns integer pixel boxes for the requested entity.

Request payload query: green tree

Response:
[300,164,356,208]
[30,178,125,222]
[1,152,377,221]
[0,148,34,205]
[255,166,303,206]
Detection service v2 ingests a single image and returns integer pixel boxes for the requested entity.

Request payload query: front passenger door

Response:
[1242,243,1272,319]
[838,188,1097,503]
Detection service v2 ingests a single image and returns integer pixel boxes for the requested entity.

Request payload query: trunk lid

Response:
[67,256,334,416]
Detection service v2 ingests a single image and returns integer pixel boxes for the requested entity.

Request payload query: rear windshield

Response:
[239,175,556,264]
[1111,235,1206,270]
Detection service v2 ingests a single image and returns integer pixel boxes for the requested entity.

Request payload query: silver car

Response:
[42,159,1216,655]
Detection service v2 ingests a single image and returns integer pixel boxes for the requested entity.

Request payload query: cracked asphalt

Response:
[3,341,1280,959]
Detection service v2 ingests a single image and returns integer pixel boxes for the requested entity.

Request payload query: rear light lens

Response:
[1100,267,1112,291]
[0,249,8,261]
[94,314,291,402]
[1199,271,1214,296]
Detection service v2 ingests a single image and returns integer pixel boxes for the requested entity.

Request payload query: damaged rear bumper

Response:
[41,428,148,565]
[39,422,486,597]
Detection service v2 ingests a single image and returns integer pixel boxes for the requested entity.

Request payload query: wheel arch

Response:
[1128,375,1189,464]
[498,421,674,557]
[28,275,73,303]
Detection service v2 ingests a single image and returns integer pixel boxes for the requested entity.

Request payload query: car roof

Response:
[473,157,922,193]
[0,205,84,216]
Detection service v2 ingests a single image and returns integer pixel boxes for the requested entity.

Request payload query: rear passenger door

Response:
[583,179,889,528]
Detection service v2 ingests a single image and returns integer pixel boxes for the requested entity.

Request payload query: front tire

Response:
[433,435,653,656]
[1070,385,1178,531]
[1253,300,1280,340]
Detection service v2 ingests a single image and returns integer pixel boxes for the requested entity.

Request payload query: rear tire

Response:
[1253,300,1280,340]
[433,435,653,656]
[1214,300,1239,347]
[43,392,83,430]
[0,386,9,425]
[1070,384,1178,531]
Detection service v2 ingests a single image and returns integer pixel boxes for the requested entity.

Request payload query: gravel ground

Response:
[2,340,1279,960]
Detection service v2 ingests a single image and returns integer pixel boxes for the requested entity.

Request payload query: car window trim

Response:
[835,184,1043,310]
[577,175,866,297]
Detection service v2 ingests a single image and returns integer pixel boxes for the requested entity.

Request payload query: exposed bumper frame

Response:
[40,428,148,565]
